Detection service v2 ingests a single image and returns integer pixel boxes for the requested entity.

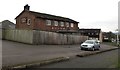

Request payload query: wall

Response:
[3,29,33,44]
[2,29,88,45]
[99,31,103,42]
[16,10,79,31]
[33,30,88,45]
[16,11,36,30]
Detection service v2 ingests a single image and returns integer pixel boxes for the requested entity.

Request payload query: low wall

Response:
[2,29,88,45]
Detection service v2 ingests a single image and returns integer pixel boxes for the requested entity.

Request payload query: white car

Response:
[80,40,100,51]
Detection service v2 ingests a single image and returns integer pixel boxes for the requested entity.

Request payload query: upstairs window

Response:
[60,22,64,27]
[46,20,51,26]
[54,21,58,26]
[27,19,31,25]
[66,22,69,27]
[21,17,27,23]
[71,23,74,27]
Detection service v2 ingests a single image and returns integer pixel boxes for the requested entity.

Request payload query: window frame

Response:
[46,20,51,26]
[21,17,27,23]
[66,22,69,27]
[54,21,58,26]
[60,21,64,27]
[27,19,31,25]
[71,23,74,27]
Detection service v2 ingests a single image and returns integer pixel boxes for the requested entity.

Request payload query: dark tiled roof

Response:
[29,11,79,23]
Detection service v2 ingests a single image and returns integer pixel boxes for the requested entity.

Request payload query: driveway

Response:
[2,40,118,67]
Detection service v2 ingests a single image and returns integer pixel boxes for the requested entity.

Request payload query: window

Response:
[46,20,51,26]
[54,21,58,26]
[92,33,94,35]
[21,17,27,23]
[52,27,54,29]
[71,23,74,27]
[60,22,64,27]
[27,19,31,25]
[88,33,90,35]
[96,33,99,35]
[63,28,65,29]
[66,22,69,27]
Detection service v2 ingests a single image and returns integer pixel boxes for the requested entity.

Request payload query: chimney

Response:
[24,4,30,11]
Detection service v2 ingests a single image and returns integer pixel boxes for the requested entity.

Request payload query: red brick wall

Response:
[16,11,35,30]
[16,11,78,31]
[35,19,78,31]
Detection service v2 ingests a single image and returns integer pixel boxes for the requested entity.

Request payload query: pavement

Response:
[2,40,118,68]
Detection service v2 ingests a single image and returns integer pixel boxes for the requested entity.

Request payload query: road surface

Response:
[2,40,118,67]
[39,49,119,68]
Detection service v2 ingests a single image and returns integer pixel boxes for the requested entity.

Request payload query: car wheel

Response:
[81,48,83,50]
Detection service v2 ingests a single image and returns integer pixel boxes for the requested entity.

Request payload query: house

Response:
[15,4,79,33]
[0,20,15,29]
[79,29,103,42]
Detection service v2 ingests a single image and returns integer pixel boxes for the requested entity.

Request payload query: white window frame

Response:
[66,22,69,27]
[27,19,31,25]
[60,22,64,27]
[54,21,58,26]
[71,23,74,27]
[21,17,27,23]
[46,20,51,26]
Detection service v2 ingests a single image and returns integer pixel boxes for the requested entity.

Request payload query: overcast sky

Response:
[0,0,119,32]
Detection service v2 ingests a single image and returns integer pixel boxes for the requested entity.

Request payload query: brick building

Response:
[15,4,79,32]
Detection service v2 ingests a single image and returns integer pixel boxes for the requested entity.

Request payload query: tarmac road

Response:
[2,40,118,67]
[39,49,119,68]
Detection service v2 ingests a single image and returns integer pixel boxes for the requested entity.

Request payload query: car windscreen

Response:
[85,41,94,44]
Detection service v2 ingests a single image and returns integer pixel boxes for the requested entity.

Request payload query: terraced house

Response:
[15,4,79,33]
